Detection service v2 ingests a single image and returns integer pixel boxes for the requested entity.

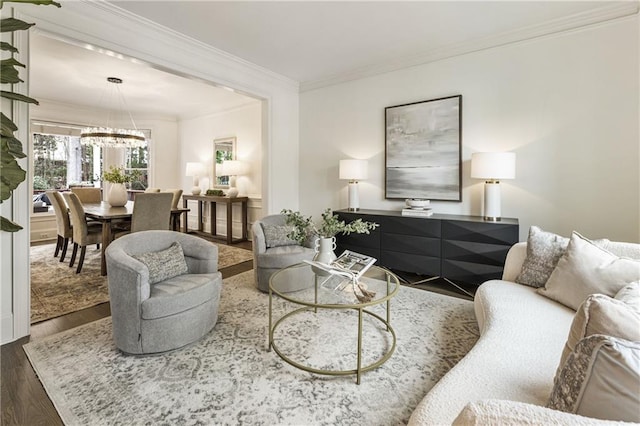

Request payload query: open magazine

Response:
[304,250,377,302]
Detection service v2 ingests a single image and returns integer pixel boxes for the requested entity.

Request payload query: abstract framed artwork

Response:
[385,95,462,201]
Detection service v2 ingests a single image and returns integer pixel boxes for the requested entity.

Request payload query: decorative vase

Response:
[312,236,337,276]
[107,183,128,207]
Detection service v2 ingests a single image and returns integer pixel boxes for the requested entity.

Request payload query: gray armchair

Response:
[106,230,222,354]
[252,214,316,292]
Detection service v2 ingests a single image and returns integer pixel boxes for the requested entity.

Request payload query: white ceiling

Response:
[30,1,636,119]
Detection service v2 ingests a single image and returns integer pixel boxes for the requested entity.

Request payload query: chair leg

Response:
[60,238,69,262]
[76,246,87,274]
[54,235,62,257]
[69,243,78,267]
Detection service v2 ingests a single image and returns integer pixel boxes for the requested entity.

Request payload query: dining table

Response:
[83,201,189,275]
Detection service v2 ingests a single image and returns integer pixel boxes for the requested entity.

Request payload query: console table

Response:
[335,209,518,292]
[182,194,248,244]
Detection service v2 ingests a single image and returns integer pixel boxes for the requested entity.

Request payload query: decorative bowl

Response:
[405,198,430,209]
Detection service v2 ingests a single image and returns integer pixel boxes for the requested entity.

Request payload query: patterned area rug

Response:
[30,241,253,324]
[24,270,479,425]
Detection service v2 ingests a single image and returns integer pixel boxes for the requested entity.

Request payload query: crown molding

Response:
[300,2,639,92]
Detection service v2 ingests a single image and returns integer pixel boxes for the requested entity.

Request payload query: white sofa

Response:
[408,240,640,425]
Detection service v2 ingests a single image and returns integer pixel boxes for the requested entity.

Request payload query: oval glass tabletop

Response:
[269,263,399,308]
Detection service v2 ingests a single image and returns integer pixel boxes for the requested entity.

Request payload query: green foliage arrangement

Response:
[206,189,224,196]
[281,208,379,244]
[1,0,61,232]
[102,166,140,184]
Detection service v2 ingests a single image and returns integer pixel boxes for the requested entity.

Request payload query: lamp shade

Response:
[471,152,516,180]
[339,159,368,180]
[221,160,247,176]
[185,162,204,177]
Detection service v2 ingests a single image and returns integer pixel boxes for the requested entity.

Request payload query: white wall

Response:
[179,101,263,232]
[300,17,639,243]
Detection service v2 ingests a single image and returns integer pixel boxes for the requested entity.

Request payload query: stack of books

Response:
[401,207,433,217]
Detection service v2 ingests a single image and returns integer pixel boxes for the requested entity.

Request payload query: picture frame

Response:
[385,95,462,201]
[212,137,236,188]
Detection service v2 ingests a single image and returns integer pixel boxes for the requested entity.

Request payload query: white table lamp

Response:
[339,159,368,211]
[221,160,247,198]
[185,162,205,195]
[471,152,516,221]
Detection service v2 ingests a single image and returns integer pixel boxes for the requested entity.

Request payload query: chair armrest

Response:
[179,235,218,274]
[252,221,267,254]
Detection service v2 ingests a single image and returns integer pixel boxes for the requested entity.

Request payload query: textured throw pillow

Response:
[262,224,298,248]
[547,334,640,423]
[538,232,640,310]
[132,242,189,284]
[614,281,640,314]
[559,294,640,370]
[516,226,569,288]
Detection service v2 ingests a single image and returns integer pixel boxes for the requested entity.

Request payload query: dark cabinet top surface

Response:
[335,209,518,225]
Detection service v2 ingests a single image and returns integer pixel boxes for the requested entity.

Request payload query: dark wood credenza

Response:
[335,209,519,288]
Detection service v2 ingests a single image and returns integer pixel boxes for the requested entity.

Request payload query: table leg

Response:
[226,201,233,244]
[241,200,248,240]
[182,199,189,232]
[197,200,204,232]
[100,220,112,276]
[268,287,273,351]
[211,201,217,237]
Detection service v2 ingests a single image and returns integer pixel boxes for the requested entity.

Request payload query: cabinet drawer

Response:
[442,259,505,286]
[382,233,440,257]
[442,240,510,267]
[381,251,440,276]
[383,216,441,238]
[442,220,518,245]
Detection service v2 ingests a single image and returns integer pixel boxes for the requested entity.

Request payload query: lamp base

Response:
[347,181,360,211]
[484,216,501,222]
[226,187,239,198]
[483,180,501,221]
[347,207,360,212]
[191,186,202,196]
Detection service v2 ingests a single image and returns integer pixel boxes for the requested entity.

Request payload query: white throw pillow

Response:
[538,232,640,310]
[559,294,640,370]
[614,281,640,314]
[547,334,640,423]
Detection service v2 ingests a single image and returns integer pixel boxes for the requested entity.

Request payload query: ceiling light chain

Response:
[80,77,146,149]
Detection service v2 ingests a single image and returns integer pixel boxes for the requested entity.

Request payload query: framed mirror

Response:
[212,137,236,188]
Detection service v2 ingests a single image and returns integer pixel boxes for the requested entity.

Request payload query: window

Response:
[31,121,151,197]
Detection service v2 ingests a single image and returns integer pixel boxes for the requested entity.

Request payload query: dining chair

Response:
[163,188,183,209]
[46,190,73,262]
[144,188,161,193]
[70,187,102,204]
[63,192,103,273]
[114,192,173,239]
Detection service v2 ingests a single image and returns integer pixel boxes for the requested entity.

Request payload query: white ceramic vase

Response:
[312,236,337,276]
[107,183,128,207]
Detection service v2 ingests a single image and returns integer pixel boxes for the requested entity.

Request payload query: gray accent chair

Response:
[106,230,222,354]
[252,214,316,292]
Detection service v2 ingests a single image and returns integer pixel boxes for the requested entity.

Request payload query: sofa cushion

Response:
[141,273,219,319]
[257,245,316,269]
[538,232,640,310]
[133,242,188,285]
[453,399,631,425]
[516,226,569,288]
[560,294,640,369]
[547,334,640,423]
[261,223,298,248]
[614,281,640,313]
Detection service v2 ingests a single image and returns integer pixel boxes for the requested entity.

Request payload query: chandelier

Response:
[80,77,146,148]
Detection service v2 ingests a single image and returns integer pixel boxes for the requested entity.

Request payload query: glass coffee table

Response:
[268,263,399,384]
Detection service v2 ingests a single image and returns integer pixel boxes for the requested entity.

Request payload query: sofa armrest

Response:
[502,242,527,281]
[453,399,631,425]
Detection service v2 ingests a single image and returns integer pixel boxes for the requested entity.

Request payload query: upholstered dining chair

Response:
[252,214,317,292]
[163,188,183,209]
[144,188,161,193]
[106,230,222,354]
[70,187,102,203]
[46,190,73,262]
[113,192,173,239]
[63,192,103,273]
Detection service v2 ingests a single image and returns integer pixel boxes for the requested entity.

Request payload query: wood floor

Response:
[2,237,473,425]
